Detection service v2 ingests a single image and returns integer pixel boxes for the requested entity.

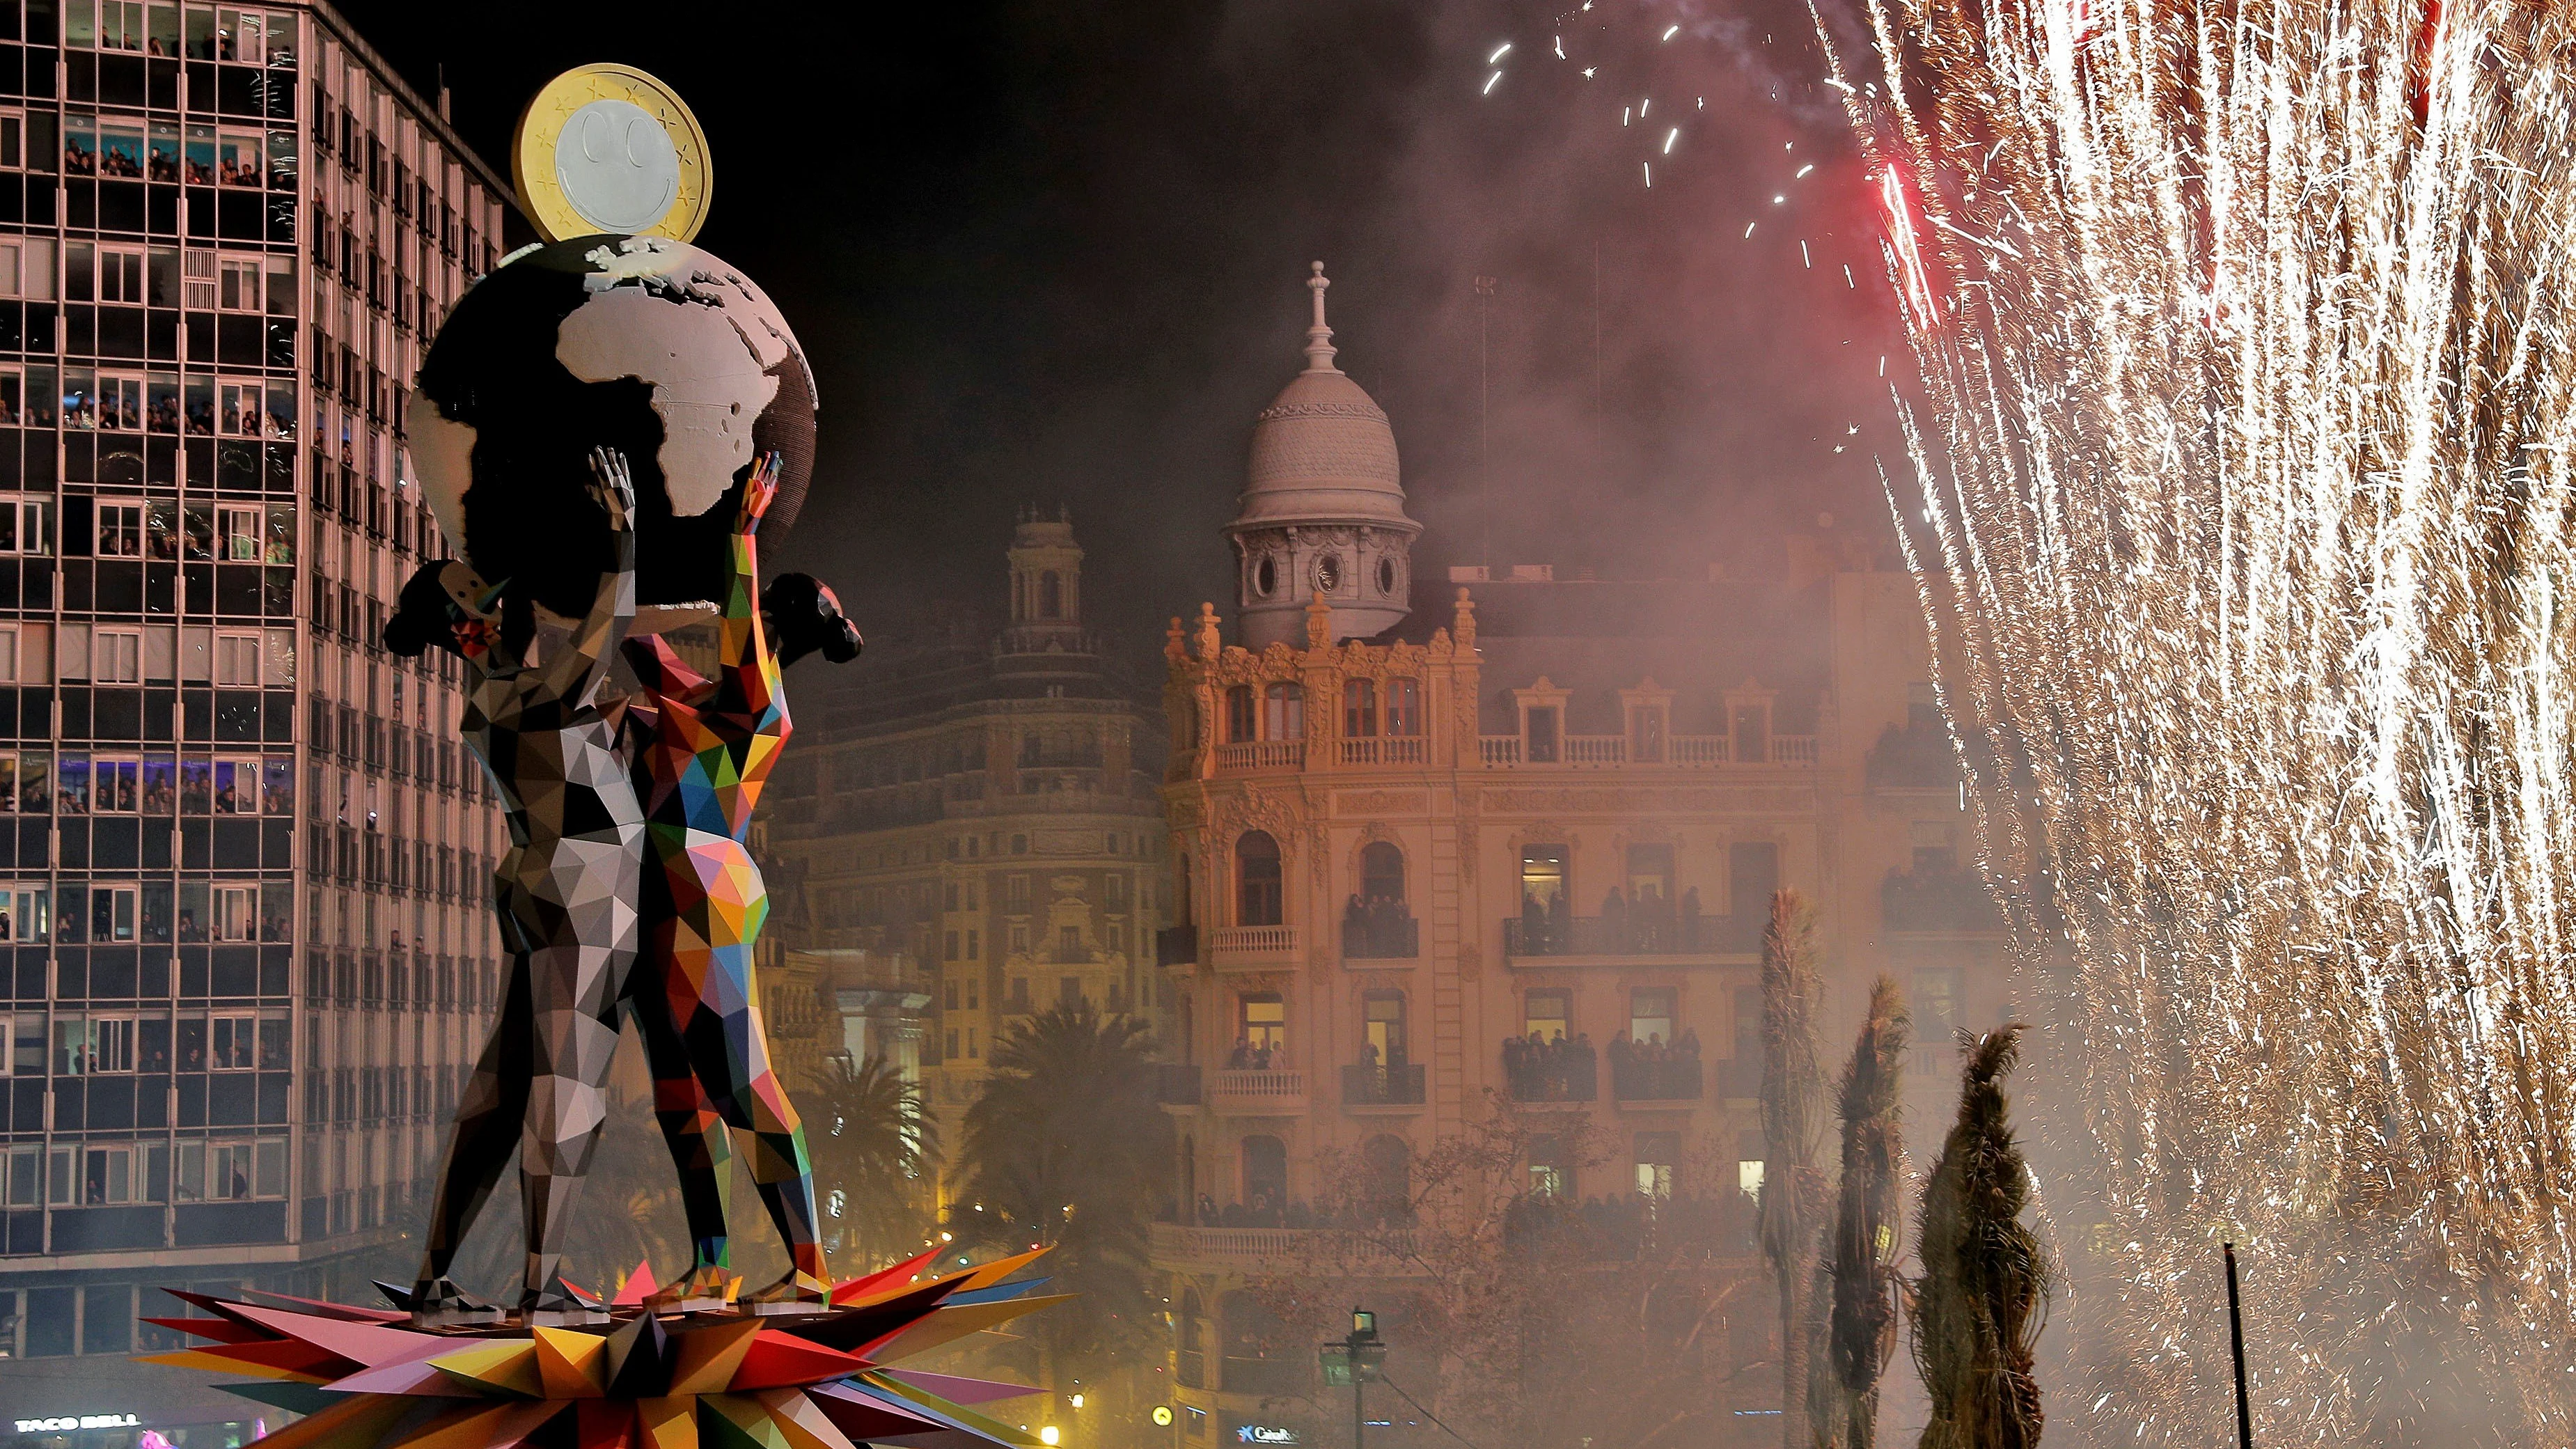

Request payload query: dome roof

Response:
[1232,263,1418,533]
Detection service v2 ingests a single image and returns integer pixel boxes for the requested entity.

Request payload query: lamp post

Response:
[1319,1307,1388,1449]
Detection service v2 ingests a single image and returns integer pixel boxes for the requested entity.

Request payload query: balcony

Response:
[1209,924,1298,970]
[1336,736,1427,766]
[1155,1063,1203,1108]
[1477,734,1818,769]
[1216,741,1304,772]
[1208,1068,1307,1113]
[1156,924,1199,969]
[1501,913,1761,960]
[1880,863,2005,933]
[1610,1057,1703,1104]
[1501,1040,1597,1103]
[1150,1221,1421,1274]
[1342,1062,1427,1106]
[1340,913,1419,960]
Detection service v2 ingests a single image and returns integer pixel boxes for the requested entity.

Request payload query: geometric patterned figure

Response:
[620,457,828,1303]
[800,1385,952,1443]
[403,451,647,1314]
[666,1318,764,1397]
[210,1381,346,1416]
[222,1301,448,1368]
[214,1394,417,1449]
[535,1324,611,1399]
[327,1356,489,1398]
[725,1332,870,1393]
[949,1249,1051,1296]
[935,1279,1051,1308]
[430,1338,546,1398]
[773,1280,953,1353]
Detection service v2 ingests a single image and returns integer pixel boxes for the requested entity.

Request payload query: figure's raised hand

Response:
[738,451,782,537]
[588,447,635,534]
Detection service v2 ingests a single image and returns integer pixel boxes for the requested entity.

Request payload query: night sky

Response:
[338,0,1908,668]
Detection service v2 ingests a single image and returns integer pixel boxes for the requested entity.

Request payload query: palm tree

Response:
[955,1002,1172,1386]
[1827,977,1909,1449]
[810,1054,941,1273]
[1759,891,1835,1449]
[1912,1026,2048,1449]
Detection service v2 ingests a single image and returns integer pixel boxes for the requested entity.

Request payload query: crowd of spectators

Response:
[1342,893,1417,957]
[1502,1031,1597,1100]
[1607,1028,1703,1099]
[1514,886,1718,955]
[1225,1036,1280,1070]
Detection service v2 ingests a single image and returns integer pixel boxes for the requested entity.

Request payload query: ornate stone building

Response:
[1148,269,2000,1442]
[764,512,1170,1180]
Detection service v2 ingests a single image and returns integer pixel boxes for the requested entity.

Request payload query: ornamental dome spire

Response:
[1226,262,1422,650]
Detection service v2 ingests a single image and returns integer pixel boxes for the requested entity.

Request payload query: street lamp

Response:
[1318,1307,1388,1449]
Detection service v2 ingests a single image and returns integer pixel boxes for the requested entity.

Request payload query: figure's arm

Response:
[540,447,638,709]
[714,452,783,724]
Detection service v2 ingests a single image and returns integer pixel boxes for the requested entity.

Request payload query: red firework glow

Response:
[1879,166,1936,329]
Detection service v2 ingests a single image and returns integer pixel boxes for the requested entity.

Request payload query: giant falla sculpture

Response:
[136,65,1058,1449]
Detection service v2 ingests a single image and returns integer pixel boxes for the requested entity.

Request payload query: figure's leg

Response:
[514,836,640,1310]
[413,947,533,1306]
[666,866,827,1303]
[633,925,735,1286]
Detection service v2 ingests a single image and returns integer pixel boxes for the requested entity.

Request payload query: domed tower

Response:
[1227,262,1422,649]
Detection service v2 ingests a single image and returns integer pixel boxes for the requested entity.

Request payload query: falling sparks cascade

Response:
[1823,0,2576,1441]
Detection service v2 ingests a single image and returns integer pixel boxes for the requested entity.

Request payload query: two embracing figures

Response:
[382,447,860,1323]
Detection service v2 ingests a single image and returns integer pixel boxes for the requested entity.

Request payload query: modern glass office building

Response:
[0,4,513,1439]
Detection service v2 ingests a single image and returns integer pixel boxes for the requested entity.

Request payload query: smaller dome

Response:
[1232,263,1417,534]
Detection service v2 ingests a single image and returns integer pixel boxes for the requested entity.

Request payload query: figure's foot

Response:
[519,1275,611,1327]
[740,1269,833,1315]
[408,1276,505,1326]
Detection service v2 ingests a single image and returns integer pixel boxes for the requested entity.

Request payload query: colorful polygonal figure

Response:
[620,453,831,1307]
[386,448,646,1322]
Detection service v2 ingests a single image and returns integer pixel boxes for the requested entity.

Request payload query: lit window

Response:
[216,506,261,562]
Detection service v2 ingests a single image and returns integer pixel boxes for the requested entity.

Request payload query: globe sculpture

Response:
[405,233,817,620]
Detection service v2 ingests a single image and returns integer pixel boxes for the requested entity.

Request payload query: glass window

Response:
[1629,988,1675,1049]
[1342,678,1376,737]
[1525,705,1561,764]
[1362,992,1405,1064]
[1239,994,1285,1056]
[0,494,52,554]
[100,120,143,178]
[1235,831,1282,927]
[183,124,214,185]
[1635,1130,1680,1199]
[217,253,259,311]
[215,506,260,561]
[1262,684,1303,742]
[147,370,178,433]
[65,112,98,176]
[1225,685,1255,744]
[0,111,19,172]
[146,119,178,180]
[216,129,259,186]
[217,378,259,435]
[95,627,143,683]
[213,756,258,812]
[1520,845,1568,910]
[100,373,143,430]
[1384,677,1421,735]
[1523,989,1570,1042]
[1626,844,1674,909]
[1360,840,1404,904]
[91,755,137,812]
[91,884,136,942]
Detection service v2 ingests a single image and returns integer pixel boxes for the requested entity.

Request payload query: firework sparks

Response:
[1825,0,2576,1441]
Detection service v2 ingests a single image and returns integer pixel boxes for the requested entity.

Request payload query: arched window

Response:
[1178,1287,1206,1388]
[1220,1289,1295,1393]
[1342,678,1377,737]
[1225,686,1257,743]
[1360,841,1405,904]
[1262,683,1305,741]
[1039,570,1062,619]
[1362,1134,1413,1223]
[1384,677,1422,736]
[1236,831,1282,925]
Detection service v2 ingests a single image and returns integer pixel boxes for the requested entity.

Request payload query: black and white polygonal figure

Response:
[406,233,818,622]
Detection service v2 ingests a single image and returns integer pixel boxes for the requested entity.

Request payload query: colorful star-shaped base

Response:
[140,1251,1067,1449]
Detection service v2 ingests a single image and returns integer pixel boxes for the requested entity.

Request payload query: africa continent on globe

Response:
[405,233,816,618]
